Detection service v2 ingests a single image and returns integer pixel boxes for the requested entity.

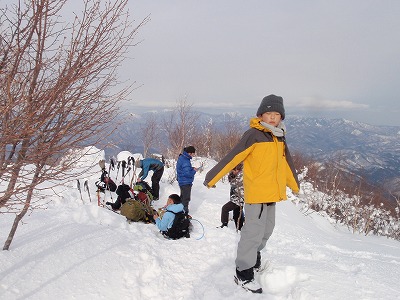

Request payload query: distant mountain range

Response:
[285,116,400,198]
[105,109,400,197]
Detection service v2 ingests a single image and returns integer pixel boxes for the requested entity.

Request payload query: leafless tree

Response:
[194,118,215,158]
[214,113,243,161]
[295,153,400,240]
[0,0,148,250]
[140,113,159,158]
[163,97,200,159]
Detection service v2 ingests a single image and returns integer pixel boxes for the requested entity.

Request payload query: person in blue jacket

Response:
[153,194,184,232]
[176,146,199,216]
[135,158,164,200]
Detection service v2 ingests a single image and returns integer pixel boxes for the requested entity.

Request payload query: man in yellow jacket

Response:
[204,94,299,294]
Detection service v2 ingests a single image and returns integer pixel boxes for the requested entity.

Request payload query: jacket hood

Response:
[250,117,270,132]
[166,203,184,213]
[250,117,286,137]
[181,151,192,160]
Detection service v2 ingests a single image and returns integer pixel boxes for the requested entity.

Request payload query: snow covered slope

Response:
[0,150,399,300]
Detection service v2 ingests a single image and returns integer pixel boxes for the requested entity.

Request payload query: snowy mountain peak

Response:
[351,129,362,136]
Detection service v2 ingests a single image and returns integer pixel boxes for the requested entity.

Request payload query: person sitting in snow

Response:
[153,194,184,233]
[135,158,164,200]
[219,163,245,230]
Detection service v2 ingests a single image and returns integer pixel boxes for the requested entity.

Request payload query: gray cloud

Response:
[291,98,370,110]
[3,0,399,125]
[122,1,400,126]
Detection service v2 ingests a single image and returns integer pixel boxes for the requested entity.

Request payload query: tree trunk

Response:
[0,137,31,208]
[3,168,39,250]
[3,213,24,250]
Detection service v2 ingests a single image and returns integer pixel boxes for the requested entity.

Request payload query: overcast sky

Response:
[3,0,399,126]
[123,1,400,126]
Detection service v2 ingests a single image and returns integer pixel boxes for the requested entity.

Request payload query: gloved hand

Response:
[228,172,235,181]
[294,191,307,200]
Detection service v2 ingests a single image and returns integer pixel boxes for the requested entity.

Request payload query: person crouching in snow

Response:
[204,94,299,294]
[219,163,245,230]
[135,158,164,200]
[153,194,184,232]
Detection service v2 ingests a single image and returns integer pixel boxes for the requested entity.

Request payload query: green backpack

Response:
[120,199,154,223]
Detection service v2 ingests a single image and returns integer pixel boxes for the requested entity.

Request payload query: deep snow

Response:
[1,149,399,300]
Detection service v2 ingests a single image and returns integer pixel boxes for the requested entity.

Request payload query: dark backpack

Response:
[116,184,134,201]
[95,171,117,192]
[163,211,191,239]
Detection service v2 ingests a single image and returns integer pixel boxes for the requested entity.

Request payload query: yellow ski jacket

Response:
[204,118,299,204]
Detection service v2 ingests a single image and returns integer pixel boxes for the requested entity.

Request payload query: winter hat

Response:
[135,159,142,168]
[184,146,196,154]
[256,94,285,120]
[168,193,181,204]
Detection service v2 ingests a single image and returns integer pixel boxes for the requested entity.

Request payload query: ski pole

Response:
[103,171,114,203]
[127,156,134,184]
[97,187,102,207]
[110,156,115,171]
[84,179,92,202]
[130,157,136,187]
[123,167,131,181]
[115,161,121,181]
[121,160,127,184]
[77,179,84,204]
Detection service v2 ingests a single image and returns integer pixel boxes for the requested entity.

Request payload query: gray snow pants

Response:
[235,202,276,271]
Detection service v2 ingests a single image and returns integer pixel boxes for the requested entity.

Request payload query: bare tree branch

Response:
[0,0,148,249]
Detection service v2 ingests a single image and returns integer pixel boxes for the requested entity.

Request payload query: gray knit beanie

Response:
[256,94,285,120]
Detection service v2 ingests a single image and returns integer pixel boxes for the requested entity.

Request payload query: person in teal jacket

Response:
[135,158,164,200]
[153,194,184,232]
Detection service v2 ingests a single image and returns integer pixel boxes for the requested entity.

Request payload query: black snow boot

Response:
[234,267,262,294]
[254,251,261,270]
